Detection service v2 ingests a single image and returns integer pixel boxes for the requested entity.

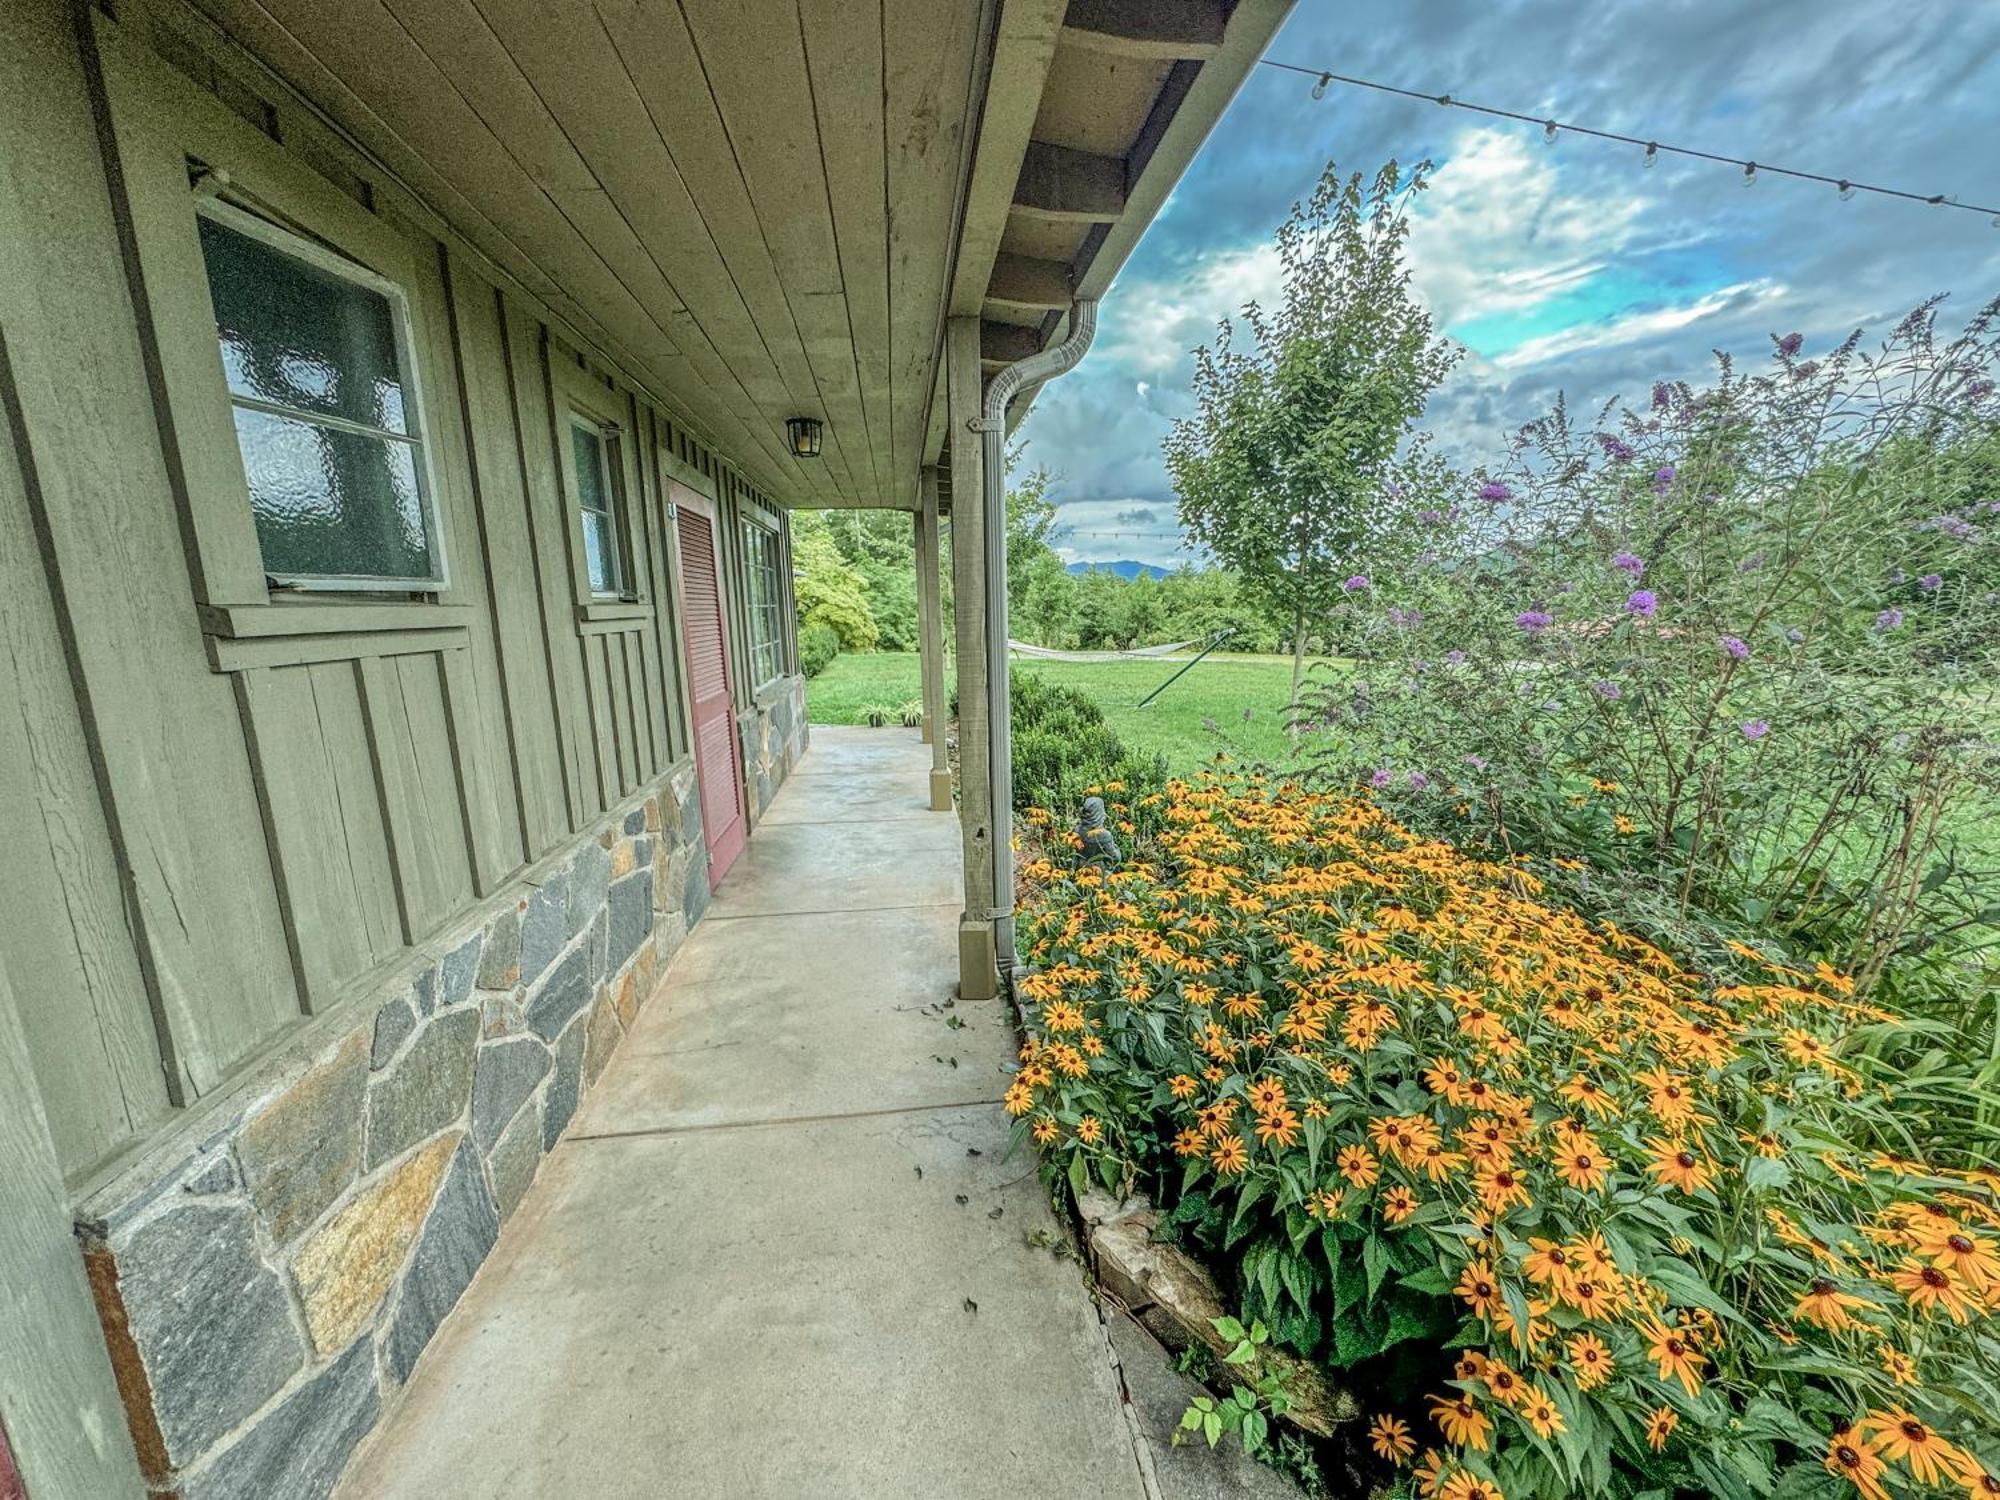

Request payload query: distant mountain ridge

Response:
[1065,559,1170,580]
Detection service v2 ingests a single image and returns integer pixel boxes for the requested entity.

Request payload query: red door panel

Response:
[674,491,746,887]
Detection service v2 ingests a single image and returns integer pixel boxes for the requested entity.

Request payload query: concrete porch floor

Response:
[334,726,1171,1499]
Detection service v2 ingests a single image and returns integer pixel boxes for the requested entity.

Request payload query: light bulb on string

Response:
[1742,161,1757,188]
[1543,119,1558,144]
[1838,181,1856,201]
[1643,142,1658,169]
[1311,72,1330,100]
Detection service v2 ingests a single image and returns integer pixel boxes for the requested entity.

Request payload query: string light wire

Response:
[1259,58,2000,223]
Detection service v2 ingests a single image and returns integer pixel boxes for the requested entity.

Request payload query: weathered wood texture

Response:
[0,8,792,1187]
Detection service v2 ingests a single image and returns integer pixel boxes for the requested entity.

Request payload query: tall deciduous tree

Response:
[1166,160,1458,711]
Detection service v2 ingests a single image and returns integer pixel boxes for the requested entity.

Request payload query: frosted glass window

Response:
[197,207,440,585]
[570,418,625,596]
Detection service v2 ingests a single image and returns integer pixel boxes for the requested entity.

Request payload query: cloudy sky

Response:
[1016,0,2000,568]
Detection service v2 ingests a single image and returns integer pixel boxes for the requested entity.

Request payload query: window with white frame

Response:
[742,519,785,687]
[568,415,626,597]
[195,200,442,588]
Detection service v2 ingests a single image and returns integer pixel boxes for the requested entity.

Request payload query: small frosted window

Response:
[198,209,439,585]
[570,418,624,596]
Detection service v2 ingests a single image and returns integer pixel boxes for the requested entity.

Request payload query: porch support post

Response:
[916,468,951,811]
[946,317,998,999]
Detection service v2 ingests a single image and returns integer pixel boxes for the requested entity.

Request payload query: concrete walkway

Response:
[335,726,1166,1499]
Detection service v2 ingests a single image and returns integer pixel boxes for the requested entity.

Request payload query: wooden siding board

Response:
[500,300,591,831]
[8,6,298,1102]
[230,666,362,1009]
[305,661,403,968]
[436,643,508,895]
[577,633,619,809]
[0,421,171,1176]
[440,248,569,861]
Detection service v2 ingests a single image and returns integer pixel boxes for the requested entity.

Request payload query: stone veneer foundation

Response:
[74,759,716,1500]
[740,675,807,823]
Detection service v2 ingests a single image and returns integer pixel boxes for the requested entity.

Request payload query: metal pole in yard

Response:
[1135,628,1236,709]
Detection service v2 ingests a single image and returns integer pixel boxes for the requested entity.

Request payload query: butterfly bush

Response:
[1014,776,2000,1500]
[1304,307,2000,1041]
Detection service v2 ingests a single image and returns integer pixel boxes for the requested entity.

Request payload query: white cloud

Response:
[1093,240,1284,379]
[1404,127,1650,329]
[1491,279,1787,368]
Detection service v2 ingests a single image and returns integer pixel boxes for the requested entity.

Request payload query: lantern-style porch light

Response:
[785,416,824,459]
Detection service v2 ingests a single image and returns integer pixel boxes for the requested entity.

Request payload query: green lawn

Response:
[807,650,1347,774]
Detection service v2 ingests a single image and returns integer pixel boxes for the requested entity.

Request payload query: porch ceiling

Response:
[152,0,1287,511]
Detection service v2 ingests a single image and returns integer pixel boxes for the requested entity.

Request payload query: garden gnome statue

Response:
[1077,796,1122,869]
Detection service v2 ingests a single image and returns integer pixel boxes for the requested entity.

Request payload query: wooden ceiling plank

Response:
[883,0,987,507]
[1010,140,1126,221]
[677,0,877,508]
[797,0,894,506]
[1059,0,1227,60]
[595,0,867,508]
[455,0,824,496]
[231,0,773,471]
[166,0,808,500]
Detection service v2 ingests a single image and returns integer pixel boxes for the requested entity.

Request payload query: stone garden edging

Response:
[1071,1182,1360,1440]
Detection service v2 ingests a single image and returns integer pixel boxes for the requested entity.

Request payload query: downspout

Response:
[973,298,1099,979]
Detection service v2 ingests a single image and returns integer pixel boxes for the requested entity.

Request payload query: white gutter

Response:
[972,298,1099,976]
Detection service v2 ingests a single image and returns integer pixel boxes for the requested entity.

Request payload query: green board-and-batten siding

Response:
[0,0,794,1189]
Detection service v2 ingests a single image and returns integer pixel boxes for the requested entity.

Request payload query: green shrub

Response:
[899,699,924,728]
[1010,668,1166,813]
[860,702,893,727]
[799,622,840,679]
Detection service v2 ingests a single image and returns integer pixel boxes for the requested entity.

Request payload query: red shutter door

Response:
[674,496,747,886]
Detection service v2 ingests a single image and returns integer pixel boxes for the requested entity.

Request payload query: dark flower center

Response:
[1901,1420,1926,1441]
[1676,1151,1697,1169]
[1666,1339,1685,1356]
[1922,1267,1949,1289]
[1810,1278,1835,1296]
[1474,1281,1492,1297]
[1835,1446,1862,1469]
[1948,1234,1974,1253]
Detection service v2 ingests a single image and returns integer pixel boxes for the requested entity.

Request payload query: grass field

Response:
[805,650,1346,772]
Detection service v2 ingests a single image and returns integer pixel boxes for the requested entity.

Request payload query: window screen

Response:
[196,207,439,586]
[743,520,785,686]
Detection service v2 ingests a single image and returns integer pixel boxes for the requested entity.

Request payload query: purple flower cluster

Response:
[1741,719,1770,742]
[1593,679,1622,701]
[1612,551,1645,578]
[1600,435,1635,462]
[1406,771,1430,791]
[1652,465,1676,495]
[1776,331,1804,358]
[1626,590,1658,618]
[1515,609,1553,634]
[1444,649,1467,667]
[1479,481,1512,504]
[1720,635,1749,660]
[1387,606,1422,628]
[1369,768,1394,789]
[1343,574,1371,593]
[1919,573,1943,592]
[1875,608,1904,631]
